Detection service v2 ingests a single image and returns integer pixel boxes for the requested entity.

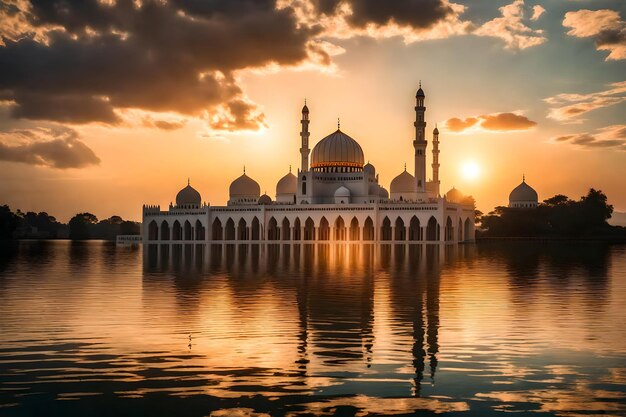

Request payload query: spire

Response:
[337,117,340,130]
[419,80,421,88]
[404,163,407,171]
[243,165,246,174]
[187,177,190,186]
[289,164,292,173]
[523,174,525,182]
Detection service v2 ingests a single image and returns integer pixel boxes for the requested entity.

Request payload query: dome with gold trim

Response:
[310,129,364,172]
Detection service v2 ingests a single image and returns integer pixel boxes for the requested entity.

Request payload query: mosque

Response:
[142,85,476,243]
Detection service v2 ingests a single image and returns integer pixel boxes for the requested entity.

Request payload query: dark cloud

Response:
[552,125,626,151]
[0,126,100,168]
[0,0,323,130]
[314,0,454,29]
[563,9,626,61]
[444,112,536,132]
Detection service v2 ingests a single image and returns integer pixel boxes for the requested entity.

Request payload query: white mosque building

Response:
[142,86,476,243]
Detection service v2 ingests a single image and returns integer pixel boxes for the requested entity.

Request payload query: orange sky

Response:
[0,0,624,221]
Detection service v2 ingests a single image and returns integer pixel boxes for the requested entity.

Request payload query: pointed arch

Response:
[211,218,223,240]
[184,220,192,240]
[464,218,471,242]
[381,216,392,241]
[293,217,302,240]
[282,217,291,240]
[319,216,330,240]
[409,216,421,241]
[349,217,360,241]
[160,220,170,240]
[445,216,453,241]
[458,218,463,242]
[394,217,406,241]
[172,220,182,240]
[237,218,248,240]
[363,216,374,241]
[304,217,315,240]
[251,217,260,240]
[334,215,346,240]
[426,216,439,241]
[268,217,279,240]
[195,219,205,240]
[148,220,158,241]
[225,218,235,240]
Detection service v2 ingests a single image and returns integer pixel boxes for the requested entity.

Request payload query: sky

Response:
[0,0,624,222]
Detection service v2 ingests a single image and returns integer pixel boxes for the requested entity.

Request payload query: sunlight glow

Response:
[461,161,481,181]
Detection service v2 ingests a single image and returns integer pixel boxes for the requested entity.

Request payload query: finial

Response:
[404,163,406,171]
[187,177,190,186]
[523,174,525,182]
[304,98,306,105]
[243,165,246,174]
[337,117,340,130]
[419,80,422,88]
[289,164,292,173]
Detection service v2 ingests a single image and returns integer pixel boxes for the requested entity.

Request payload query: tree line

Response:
[0,205,140,240]
[478,189,624,238]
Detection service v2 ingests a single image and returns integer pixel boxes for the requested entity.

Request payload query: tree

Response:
[69,213,98,240]
[543,195,569,206]
[0,205,19,239]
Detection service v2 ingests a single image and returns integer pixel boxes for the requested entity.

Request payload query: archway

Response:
[237,218,248,240]
[160,220,170,240]
[304,217,315,240]
[426,216,438,241]
[268,217,279,240]
[282,217,291,240]
[184,220,192,240]
[381,217,392,241]
[409,216,421,241]
[319,217,330,241]
[225,218,235,240]
[394,217,406,241]
[195,220,205,240]
[172,220,182,240]
[334,216,346,240]
[211,218,223,240]
[293,217,302,240]
[251,217,260,240]
[349,217,359,241]
[148,220,158,241]
[445,216,453,241]
[363,217,374,241]
[464,218,471,242]
[458,218,463,242]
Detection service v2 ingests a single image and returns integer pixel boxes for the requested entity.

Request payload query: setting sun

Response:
[461,161,481,181]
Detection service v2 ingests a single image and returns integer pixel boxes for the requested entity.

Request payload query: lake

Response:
[1,241,625,416]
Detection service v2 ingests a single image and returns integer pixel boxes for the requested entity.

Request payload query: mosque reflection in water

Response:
[142,243,472,397]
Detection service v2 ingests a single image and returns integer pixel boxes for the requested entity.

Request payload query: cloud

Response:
[473,0,546,49]
[544,80,626,122]
[530,5,545,22]
[0,126,101,168]
[0,0,326,132]
[563,9,626,60]
[552,124,626,151]
[444,112,536,132]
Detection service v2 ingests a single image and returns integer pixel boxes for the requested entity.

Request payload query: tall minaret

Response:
[432,125,440,197]
[300,101,310,172]
[413,83,427,198]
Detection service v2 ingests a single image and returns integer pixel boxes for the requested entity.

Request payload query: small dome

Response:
[433,126,439,135]
[258,193,272,205]
[229,173,261,198]
[416,87,425,97]
[390,169,415,194]
[176,181,201,206]
[311,129,365,170]
[276,171,297,195]
[334,186,351,198]
[509,179,538,203]
[364,162,376,176]
[446,187,464,203]
[379,186,389,199]
[302,103,309,113]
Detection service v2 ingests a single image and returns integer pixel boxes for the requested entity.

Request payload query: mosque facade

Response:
[142,86,476,243]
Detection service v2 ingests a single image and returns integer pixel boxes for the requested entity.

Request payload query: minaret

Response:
[300,100,310,172]
[432,125,440,197]
[413,83,427,198]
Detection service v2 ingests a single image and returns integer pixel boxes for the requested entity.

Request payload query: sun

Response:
[461,161,481,181]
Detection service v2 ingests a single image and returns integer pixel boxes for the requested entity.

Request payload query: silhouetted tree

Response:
[0,205,19,239]
[69,213,98,240]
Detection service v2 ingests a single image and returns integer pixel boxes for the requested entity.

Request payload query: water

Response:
[1,241,625,417]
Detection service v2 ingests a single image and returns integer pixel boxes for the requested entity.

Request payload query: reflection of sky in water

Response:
[0,241,624,416]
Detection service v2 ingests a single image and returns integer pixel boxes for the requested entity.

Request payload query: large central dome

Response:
[311,129,365,171]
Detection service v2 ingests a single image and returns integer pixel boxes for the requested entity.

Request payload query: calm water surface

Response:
[0,241,625,416]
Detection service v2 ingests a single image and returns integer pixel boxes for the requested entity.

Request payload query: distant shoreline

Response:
[476,236,626,243]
